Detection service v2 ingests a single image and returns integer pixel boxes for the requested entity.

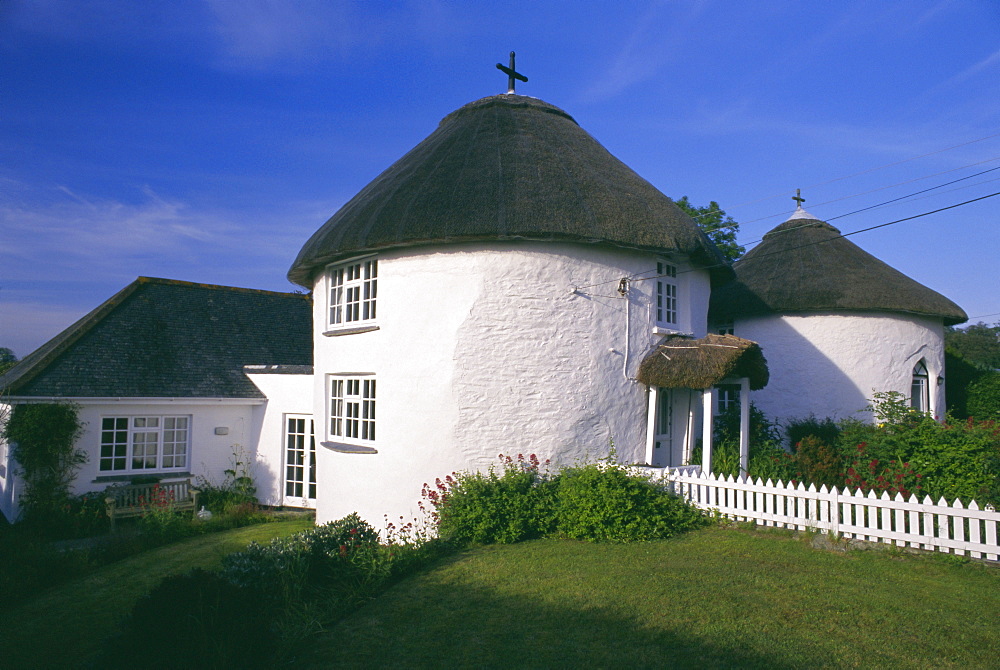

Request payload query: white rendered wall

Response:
[0,403,17,521]
[246,372,314,507]
[0,400,261,517]
[312,242,712,528]
[734,312,946,431]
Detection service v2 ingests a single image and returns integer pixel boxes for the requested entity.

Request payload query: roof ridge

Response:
[136,276,310,299]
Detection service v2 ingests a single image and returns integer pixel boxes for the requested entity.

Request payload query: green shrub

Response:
[554,461,708,542]
[429,454,555,545]
[196,445,259,515]
[967,371,1000,421]
[714,402,781,448]
[793,435,844,489]
[425,454,708,544]
[221,513,381,609]
[3,402,86,531]
[785,415,842,452]
[839,392,1000,502]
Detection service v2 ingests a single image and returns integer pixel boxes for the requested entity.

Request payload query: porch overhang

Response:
[636,333,769,390]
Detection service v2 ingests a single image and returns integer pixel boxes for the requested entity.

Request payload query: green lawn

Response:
[0,517,312,669]
[311,526,1000,669]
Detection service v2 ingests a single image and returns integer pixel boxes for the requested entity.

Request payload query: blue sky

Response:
[2,0,999,358]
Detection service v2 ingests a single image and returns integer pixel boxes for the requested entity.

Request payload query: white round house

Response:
[287,94,732,526]
[709,206,968,432]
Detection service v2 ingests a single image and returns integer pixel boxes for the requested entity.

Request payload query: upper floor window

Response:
[329,258,377,328]
[100,415,189,472]
[712,321,735,336]
[911,360,929,413]
[655,261,678,328]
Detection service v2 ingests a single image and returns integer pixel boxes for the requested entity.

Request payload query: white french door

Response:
[284,415,316,508]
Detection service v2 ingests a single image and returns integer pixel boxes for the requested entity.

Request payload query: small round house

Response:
[288,94,731,525]
[709,206,968,431]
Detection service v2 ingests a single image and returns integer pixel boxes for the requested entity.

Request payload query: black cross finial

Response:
[792,189,806,208]
[496,51,528,94]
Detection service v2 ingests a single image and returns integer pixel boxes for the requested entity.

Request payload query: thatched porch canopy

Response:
[637,334,769,390]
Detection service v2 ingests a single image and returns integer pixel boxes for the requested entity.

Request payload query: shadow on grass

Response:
[307,577,799,669]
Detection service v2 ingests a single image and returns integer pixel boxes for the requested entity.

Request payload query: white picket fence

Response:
[659,470,1000,561]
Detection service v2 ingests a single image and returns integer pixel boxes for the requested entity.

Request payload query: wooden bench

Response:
[105,479,200,530]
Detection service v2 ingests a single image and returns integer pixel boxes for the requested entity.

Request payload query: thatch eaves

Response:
[0,277,312,398]
[709,214,968,326]
[637,334,769,390]
[288,94,731,287]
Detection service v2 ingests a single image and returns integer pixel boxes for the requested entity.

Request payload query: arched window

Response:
[910,360,929,413]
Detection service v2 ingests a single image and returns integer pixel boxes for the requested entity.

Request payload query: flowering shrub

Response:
[839,393,1000,501]
[138,484,186,538]
[425,453,555,545]
[843,443,922,497]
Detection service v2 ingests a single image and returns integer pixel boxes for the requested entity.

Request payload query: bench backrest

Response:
[110,480,193,508]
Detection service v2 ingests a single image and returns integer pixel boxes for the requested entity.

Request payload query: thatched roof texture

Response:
[637,334,769,390]
[709,210,967,325]
[289,94,730,287]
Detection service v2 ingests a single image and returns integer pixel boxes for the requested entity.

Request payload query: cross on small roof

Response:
[496,51,528,94]
[792,189,806,208]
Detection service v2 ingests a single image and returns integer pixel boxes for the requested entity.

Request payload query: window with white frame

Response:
[99,416,189,472]
[715,383,741,415]
[328,258,377,328]
[712,321,735,336]
[655,261,678,328]
[329,376,376,442]
[911,360,929,413]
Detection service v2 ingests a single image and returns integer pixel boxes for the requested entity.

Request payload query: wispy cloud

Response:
[0,182,313,286]
[578,1,709,103]
[202,0,464,71]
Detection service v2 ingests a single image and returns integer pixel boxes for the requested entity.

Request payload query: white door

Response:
[284,415,316,509]
[651,388,673,467]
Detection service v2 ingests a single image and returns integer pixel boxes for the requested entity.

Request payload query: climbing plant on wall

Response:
[2,403,86,526]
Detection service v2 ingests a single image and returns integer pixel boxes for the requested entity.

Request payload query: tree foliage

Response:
[945,321,1000,371]
[967,371,1000,421]
[0,347,17,375]
[674,196,745,263]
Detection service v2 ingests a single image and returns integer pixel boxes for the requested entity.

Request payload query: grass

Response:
[0,516,312,669]
[310,526,1000,669]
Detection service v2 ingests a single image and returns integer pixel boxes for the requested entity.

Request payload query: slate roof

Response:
[0,277,313,398]
[637,334,769,390]
[289,94,731,287]
[709,211,968,326]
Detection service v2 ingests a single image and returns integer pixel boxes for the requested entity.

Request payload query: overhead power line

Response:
[716,132,1000,213]
[573,190,999,293]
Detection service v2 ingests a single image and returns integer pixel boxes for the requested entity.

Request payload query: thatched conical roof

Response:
[709,209,967,325]
[288,94,730,287]
[636,333,769,390]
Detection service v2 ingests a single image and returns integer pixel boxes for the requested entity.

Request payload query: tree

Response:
[674,196,745,264]
[0,347,16,375]
[945,322,1000,371]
